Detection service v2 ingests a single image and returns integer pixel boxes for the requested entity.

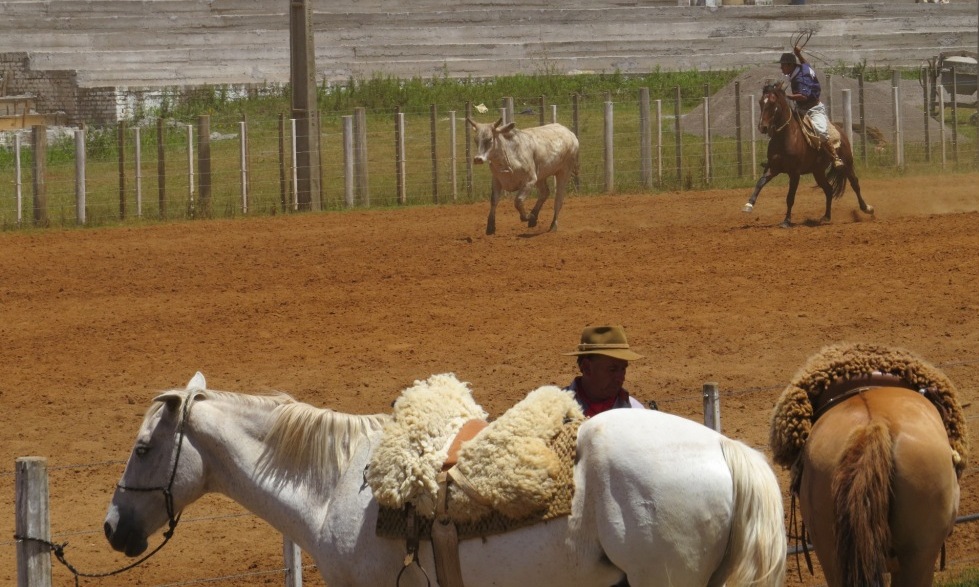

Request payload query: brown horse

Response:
[770,343,969,587]
[743,83,875,227]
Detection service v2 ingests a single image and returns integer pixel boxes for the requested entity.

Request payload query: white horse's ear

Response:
[153,390,185,409]
[187,372,206,391]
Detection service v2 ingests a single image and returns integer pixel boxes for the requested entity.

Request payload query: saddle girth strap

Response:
[429,419,488,587]
[432,471,466,587]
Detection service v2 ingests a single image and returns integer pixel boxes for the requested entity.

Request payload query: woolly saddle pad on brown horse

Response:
[367,374,583,540]
[770,342,970,486]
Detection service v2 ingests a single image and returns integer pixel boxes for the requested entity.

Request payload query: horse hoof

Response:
[779,221,792,229]
[864,205,875,215]
[528,216,538,228]
[742,203,754,213]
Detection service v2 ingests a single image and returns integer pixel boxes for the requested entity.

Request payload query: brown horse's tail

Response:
[833,420,893,587]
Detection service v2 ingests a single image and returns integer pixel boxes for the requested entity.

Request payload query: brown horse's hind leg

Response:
[782,175,800,227]
[847,171,875,216]
[813,168,835,223]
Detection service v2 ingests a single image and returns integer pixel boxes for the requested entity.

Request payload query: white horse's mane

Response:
[156,387,390,491]
[261,400,390,488]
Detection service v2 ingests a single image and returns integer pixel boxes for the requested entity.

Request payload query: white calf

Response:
[467,117,579,235]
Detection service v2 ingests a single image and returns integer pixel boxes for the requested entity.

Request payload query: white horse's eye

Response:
[135,445,149,457]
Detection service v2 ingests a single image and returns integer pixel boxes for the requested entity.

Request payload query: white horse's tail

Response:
[710,437,787,587]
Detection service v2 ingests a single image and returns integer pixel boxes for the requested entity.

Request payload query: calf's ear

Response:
[465,116,476,128]
[499,122,516,134]
[493,117,504,128]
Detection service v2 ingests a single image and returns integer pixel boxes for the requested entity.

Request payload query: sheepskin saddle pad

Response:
[367,373,583,540]
[770,342,970,478]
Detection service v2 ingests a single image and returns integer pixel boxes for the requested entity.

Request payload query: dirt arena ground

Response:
[2,173,978,586]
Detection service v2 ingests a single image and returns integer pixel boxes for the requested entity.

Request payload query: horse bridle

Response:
[15,390,196,586]
[115,389,197,534]
[761,91,792,137]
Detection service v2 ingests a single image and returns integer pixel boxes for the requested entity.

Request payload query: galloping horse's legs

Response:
[743,170,776,213]
[782,174,800,227]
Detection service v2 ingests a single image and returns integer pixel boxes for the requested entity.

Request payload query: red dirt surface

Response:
[2,173,977,586]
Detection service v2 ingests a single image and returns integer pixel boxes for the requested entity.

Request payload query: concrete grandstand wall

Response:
[0,0,976,123]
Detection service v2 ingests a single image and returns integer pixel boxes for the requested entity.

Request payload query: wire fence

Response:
[1,78,977,230]
[6,356,978,586]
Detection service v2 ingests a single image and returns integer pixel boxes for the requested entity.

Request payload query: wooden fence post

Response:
[118,119,127,219]
[572,94,580,190]
[198,114,212,217]
[842,89,853,148]
[75,129,86,225]
[430,103,439,204]
[15,132,23,225]
[134,126,142,218]
[464,101,473,201]
[283,538,303,587]
[748,94,760,177]
[922,68,931,163]
[674,86,682,187]
[449,110,458,202]
[343,115,354,208]
[354,107,369,206]
[639,88,652,190]
[858,73,868,165]
[951,68,959,165]
[702,96,711,185]
[186,124,195,217]
[604,99,614,193]
[32,125,48,227]
[239,120,248,214]
[395,108,406,205]
[278,113,287,212]
[735,81,743,178]
[702,383,721,433]
[16,457,52,587]
[157,117,167,220]
[655,99,663,186]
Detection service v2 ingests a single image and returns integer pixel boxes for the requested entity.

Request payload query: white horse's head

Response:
[103,373,208,556]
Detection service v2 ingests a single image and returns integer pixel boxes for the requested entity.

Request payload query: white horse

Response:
[104,373,786,587]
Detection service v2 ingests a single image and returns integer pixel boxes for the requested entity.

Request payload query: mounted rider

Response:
[778,46,844,168]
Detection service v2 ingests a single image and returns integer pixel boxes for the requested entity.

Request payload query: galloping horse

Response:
[105,372,787,587]
[770,343,970,587]
[743,83,874,227]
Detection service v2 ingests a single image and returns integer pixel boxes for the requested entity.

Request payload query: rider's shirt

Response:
[788,63,822,110]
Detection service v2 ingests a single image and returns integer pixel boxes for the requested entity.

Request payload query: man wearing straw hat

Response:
[564,325,646,417]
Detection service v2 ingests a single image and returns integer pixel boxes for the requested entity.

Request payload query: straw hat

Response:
[564,325,643,361]
[777,52,799,66]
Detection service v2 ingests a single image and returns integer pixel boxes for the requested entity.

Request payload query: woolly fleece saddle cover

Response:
[367,373,583,539]
[770,342,970,479]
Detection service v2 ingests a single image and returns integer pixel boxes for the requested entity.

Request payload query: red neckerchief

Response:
[575,389,625,418]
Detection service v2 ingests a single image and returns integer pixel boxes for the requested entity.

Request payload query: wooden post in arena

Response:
[16,457,51,587]
[157,117,167,220]
[288,0,321,211]
[118,119,126,219]
[702,383,721,433]
[639,87,652,190]
[31,125,47,227]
